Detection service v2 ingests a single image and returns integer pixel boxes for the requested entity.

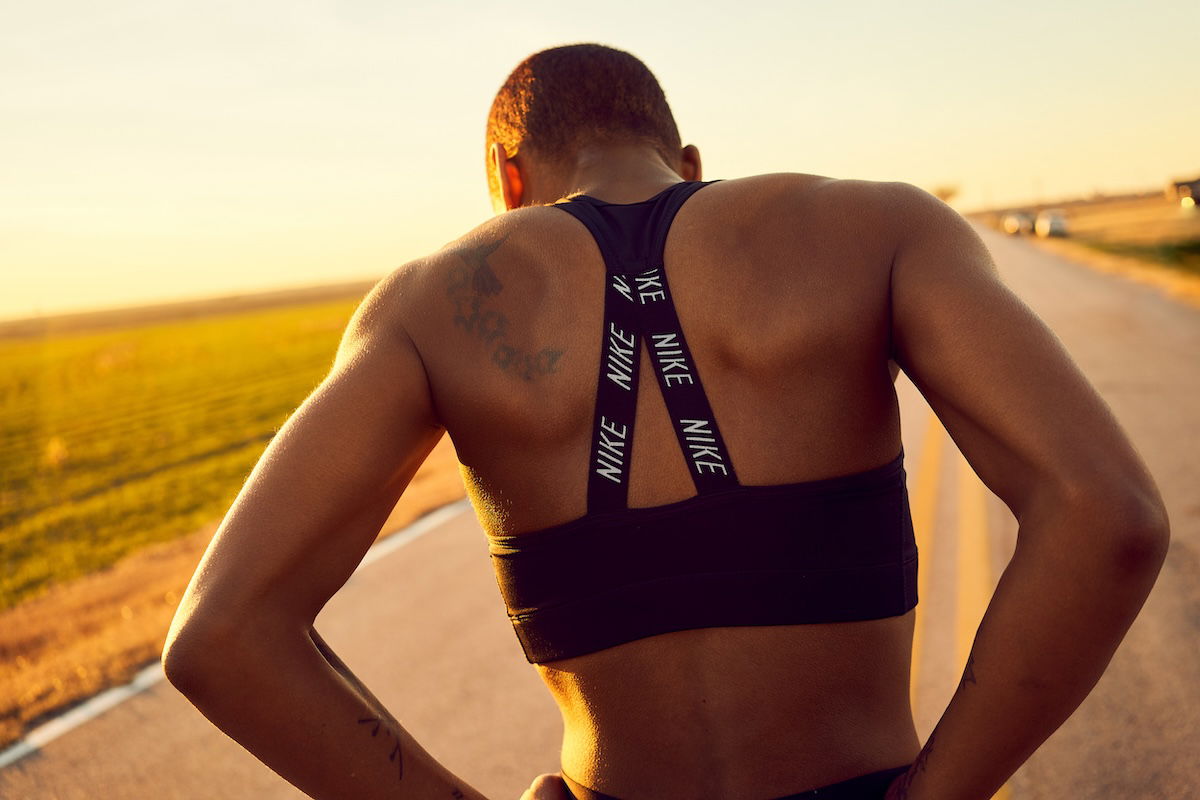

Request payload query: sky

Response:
[2,0,1197,320]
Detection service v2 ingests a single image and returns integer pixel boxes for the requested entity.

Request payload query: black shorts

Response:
[563,764,910,799]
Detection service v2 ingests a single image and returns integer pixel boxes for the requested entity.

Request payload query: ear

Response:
[489,142,525,213]
[679,144,702,181]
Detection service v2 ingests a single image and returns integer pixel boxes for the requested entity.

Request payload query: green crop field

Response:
[0,295,364,612]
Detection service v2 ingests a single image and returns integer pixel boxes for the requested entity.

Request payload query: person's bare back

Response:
[394,173,919,796]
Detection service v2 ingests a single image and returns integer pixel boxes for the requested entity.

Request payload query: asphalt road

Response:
[2,226,1197,799]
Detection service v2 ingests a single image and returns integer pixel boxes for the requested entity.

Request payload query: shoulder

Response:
[375,205,560,285]
[341,206,573,351]
[700,173,934,231]
[434,204,581,276]
[775,174,946,228]
[744,176,981,272]
[708,172,911,202]
[698,174,937,276]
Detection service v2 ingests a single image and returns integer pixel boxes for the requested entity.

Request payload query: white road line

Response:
[0,498,472,772]
[358,500,471,568]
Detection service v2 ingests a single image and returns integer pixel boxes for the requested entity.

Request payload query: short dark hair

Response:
[485,44,682,194]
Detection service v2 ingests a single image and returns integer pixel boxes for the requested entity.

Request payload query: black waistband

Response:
[563,764,912,799]
[554,181,738,513]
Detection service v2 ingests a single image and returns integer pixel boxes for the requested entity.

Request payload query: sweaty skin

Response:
[163,166,1167,800]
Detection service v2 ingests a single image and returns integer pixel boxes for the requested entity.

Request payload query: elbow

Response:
[161,617,235,696]
[161,632,209,695]
[1073,481,1170,579]
[1025,476,1171,581]
[162,608,302,696]
[1107,493,1170,578]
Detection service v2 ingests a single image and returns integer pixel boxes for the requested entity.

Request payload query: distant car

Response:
[1035,210,1069,237]
[1002,212,1035,235]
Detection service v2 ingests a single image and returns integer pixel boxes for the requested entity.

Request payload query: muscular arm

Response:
[162,264,483,800]
[882,184,1169,799]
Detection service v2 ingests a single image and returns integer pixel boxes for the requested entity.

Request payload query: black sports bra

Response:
[488,181,917,664]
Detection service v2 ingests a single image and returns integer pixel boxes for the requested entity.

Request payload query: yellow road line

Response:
[955,457,992,670]
[956,454,1013,800]
[909,411,944,709]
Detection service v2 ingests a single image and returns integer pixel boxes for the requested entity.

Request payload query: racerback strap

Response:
[555,181,740,513]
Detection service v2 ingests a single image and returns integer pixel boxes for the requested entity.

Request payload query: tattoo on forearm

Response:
[959,650,978,689]
[312,629,391,715]
[913,730,935,774]
[447,237,565,381]
[891,729,937,799]
[358,716,404,780]
[450,789,465,799]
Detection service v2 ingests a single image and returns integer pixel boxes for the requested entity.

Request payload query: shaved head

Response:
[485,44,682,196]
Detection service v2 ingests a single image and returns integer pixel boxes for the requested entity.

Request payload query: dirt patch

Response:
[0,438,466,751]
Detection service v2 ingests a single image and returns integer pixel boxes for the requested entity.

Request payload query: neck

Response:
[546,144,686,205]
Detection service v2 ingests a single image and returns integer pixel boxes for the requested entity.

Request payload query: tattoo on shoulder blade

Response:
[447,236,565,381]
[357,716,404,780]
[493,344,564,380]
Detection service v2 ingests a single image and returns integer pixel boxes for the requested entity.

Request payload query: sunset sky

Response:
[3,0,1197,320]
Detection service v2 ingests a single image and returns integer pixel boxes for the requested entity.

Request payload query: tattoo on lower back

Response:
[358,716,404,780]
[447,237,565,381]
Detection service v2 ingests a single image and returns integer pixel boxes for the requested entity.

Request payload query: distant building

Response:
[1166,175,1200,200]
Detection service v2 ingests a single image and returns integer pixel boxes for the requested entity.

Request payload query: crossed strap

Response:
[555,182,740,513]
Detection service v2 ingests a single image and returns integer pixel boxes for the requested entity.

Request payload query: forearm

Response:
[166,624,486,800]
[895,501,1167,799]
[309,627,400,727]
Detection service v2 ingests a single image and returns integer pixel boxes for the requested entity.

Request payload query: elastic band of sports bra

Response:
[488,449,905,553]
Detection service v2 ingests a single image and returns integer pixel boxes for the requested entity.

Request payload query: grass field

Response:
[0,290,469,750]
[0,436,464,752]
[0,294,364,612]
